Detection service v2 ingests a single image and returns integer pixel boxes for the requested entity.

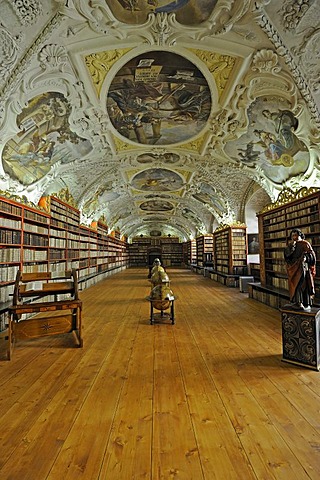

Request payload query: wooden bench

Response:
[8,269,83,360]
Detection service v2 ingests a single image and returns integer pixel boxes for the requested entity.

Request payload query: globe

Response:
[150,284,174,311]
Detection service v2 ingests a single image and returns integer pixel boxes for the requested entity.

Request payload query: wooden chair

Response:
[8,269,83,360]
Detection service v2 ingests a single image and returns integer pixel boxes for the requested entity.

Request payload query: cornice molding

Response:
[259,186,320,213]
[257,11,320,127]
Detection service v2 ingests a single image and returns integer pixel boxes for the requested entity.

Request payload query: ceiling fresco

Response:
[107,51,212,145]
[130,168,184,191]
[140,199,174,211]
[2,93,93,186]
[0,0,320,240]
[224,97,310,185]
[136,152,180,164]
[107,0,218,25]
[192,183,226,215]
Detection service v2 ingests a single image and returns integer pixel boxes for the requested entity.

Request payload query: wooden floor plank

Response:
[173,319,256,480]
[0,268,319,480]
[44,280,149,479]
[237,361,320,479]
[152,325,204,480]
[98,319,154,479]
[0,319,127,479]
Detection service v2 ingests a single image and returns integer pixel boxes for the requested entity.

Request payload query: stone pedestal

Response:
[280,307,320,371]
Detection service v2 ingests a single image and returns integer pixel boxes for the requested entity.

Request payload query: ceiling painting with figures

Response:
[107,51,212,146]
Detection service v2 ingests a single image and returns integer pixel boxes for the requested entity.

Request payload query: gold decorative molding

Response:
[215,221,246,232]
[189,49,236,99]
[259,187,320,213]
[99,214,108,224]
[176,136,204,153]
[85,48,131,97]
[51,188,78,208]
[113,133,205,153]
[0,190,46,212]
[113,135,141,152]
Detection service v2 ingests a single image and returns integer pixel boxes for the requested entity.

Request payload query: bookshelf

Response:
[128,237,152,266]
[256,188,320,307]
[183,239,196,266]
[0,196,51,306]
[160,237,183,267]
[196,235,214,267]
[49,196,79,275]
[0,194,129,331]
[128,236,183,267]
[249,262,261,281]
[79,225,97,279]
[214,225,247,275]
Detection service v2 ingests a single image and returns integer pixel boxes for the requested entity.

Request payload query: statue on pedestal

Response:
[150,258,164,285]
[284,228,316,311]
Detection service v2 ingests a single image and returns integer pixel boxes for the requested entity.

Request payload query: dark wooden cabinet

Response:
[280,306,320,370]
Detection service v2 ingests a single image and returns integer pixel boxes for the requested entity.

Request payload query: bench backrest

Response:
[12,269,79,305]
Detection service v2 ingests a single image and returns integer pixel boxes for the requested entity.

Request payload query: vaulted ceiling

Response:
[0,0,319,241]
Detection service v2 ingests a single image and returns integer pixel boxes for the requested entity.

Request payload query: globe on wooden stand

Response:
[150,284,174,312]
[147,264,175,324]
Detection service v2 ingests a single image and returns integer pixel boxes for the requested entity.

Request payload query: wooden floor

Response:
[0,268,319,480]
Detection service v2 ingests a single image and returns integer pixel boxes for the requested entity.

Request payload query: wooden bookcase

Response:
[49,196,80,275]
[49,197,129,284]
[196,235,214,267]
[96,221,110,273]
[0,196,50,304]
[256,188,320,306]
[79,225,98,278]
[160,237,183,267]
[128,236,183,268]
[249,262,261,281]
[0,194,129,331]
[128,237,152,266]
[183,239,196,266]
[214,225,247,275]
[0,197,22,313]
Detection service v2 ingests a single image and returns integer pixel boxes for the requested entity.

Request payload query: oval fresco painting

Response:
[137,152,180,164]
[107,0,218,25]
[131,168,184,191]
[143,216,167,222]
[140,200,174,211]
[192,182,225,213]
[2,92,93,186]
[82,184,120,217]
[107,52,211,145]
[224,97,310,185]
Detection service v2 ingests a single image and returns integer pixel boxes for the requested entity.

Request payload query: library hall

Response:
[0,1,320,479]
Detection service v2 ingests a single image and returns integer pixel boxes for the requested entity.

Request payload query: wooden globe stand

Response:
[147,296,175,325]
